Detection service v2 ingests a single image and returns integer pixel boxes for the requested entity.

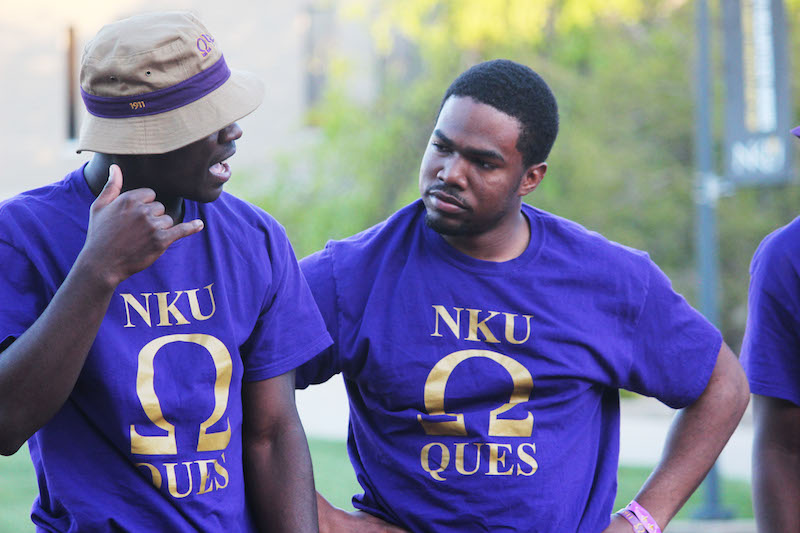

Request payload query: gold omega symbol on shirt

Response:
[417,349,534,437]
[130,334,233,455]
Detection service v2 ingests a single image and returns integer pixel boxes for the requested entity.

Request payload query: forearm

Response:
[626,345,749,528]
[244,413,318,533]
[752,437,800,531]
[751,395,800,532]
[316,491,408,533]
[0,258,115,454]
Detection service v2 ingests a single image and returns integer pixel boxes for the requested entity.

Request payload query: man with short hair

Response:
[0,12,329,532]
[741,126,800,533]
[297,59,749,532]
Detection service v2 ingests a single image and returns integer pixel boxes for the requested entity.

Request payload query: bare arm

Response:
[750,394,800,532]
[243,370,318,533]
[603,342,749,532]
[316,491,408,533]
[0,165,202,455]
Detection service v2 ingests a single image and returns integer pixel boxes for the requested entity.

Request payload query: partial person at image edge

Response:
[741,124,800,533]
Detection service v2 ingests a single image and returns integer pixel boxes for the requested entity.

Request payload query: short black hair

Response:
[441,59,559,168]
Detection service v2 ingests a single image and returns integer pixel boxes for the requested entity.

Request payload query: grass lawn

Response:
[0,445,38,533]
[0,439,751,531]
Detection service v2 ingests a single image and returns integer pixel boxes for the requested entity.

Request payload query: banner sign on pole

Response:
[722,0,792,185]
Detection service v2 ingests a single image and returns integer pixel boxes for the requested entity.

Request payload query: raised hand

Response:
[317,492,409,533]
[79,164,204,288]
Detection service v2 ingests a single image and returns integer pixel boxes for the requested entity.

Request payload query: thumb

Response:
[93,164,123,209]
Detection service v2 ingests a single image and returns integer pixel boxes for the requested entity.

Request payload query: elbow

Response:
[730,363,751,418]
[714,362,751,425]
[737,378,751,415]
[243,422,282,454]
[0,435,26,457]
[707,343,751,422]
[0,445,23,457]
[0,412,30,456]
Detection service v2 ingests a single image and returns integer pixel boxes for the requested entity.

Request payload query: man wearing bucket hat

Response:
[741,125,800,532]
[0,11,330,532]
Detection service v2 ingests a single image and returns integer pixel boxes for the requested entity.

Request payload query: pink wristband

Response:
[616,509,646,532]
[626,500,661,533]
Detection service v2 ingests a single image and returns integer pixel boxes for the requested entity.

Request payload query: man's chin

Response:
[424,212,470,236]
[193,187,225,204]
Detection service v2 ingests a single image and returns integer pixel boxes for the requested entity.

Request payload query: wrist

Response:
[72,251,123,292]
[615,501,662,533]
[616,509,646,532]
[317,497,346,533]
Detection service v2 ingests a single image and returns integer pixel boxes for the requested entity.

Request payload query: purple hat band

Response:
[81,55,231,119]
[792,125,800,138]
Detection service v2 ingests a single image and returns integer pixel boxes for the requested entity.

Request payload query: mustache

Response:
[425,184,470,209]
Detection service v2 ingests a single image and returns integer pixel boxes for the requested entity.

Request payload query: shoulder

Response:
[752,217,800,272]
[204,192,283,231]
[193,194,300,286]
[526,204,652,274]
[0,169,86,245]
[300,201,423,298]
[312,200,424,264]
[199,192,290,249]
[0,175,77,219]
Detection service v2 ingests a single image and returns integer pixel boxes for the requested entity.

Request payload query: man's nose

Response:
[438,155,468,189]
[218,123,243,143]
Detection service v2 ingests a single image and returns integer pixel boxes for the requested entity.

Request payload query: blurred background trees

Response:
[250,0,800,350]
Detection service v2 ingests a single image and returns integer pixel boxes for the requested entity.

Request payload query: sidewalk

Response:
[620,396,753,481]
[621,397,755,532]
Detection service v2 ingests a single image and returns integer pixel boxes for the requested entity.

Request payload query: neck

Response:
[442,210,530,262]
[83,153,185,222]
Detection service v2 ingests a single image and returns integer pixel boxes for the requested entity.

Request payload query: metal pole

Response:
[692,0,733,519]
[67,26,77,140]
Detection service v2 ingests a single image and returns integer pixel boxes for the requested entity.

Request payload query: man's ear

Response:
[518,162,547,197]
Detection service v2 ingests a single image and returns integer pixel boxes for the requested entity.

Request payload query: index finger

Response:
[161,218,205,246]
[118,187,157,204]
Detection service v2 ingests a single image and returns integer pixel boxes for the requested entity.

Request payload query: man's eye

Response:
[432,142,451,153]
[478,161,497,170]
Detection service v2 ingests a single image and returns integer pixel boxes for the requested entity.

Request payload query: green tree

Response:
[251,0,800,350]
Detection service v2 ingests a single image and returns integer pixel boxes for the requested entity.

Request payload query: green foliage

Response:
[248,0,800,351]
[248,78,438,259]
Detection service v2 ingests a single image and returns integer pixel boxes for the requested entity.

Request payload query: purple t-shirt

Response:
[0,166,332,532]
[297,200,721,532]
[741,217,800,405]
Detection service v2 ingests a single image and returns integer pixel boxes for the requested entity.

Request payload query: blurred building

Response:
[0,0,378,200]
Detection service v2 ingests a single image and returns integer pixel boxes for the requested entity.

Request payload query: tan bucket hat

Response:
[77,11,264,154]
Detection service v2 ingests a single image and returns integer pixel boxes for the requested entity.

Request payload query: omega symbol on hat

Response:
[196,33,216,57]
[417,349,534,437]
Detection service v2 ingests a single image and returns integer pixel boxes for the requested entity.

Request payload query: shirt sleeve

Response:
[622,258,722,408]
[741,236,800,406]
[0,239,49,352]
[241,228,332,382]
[294,244,342,389]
